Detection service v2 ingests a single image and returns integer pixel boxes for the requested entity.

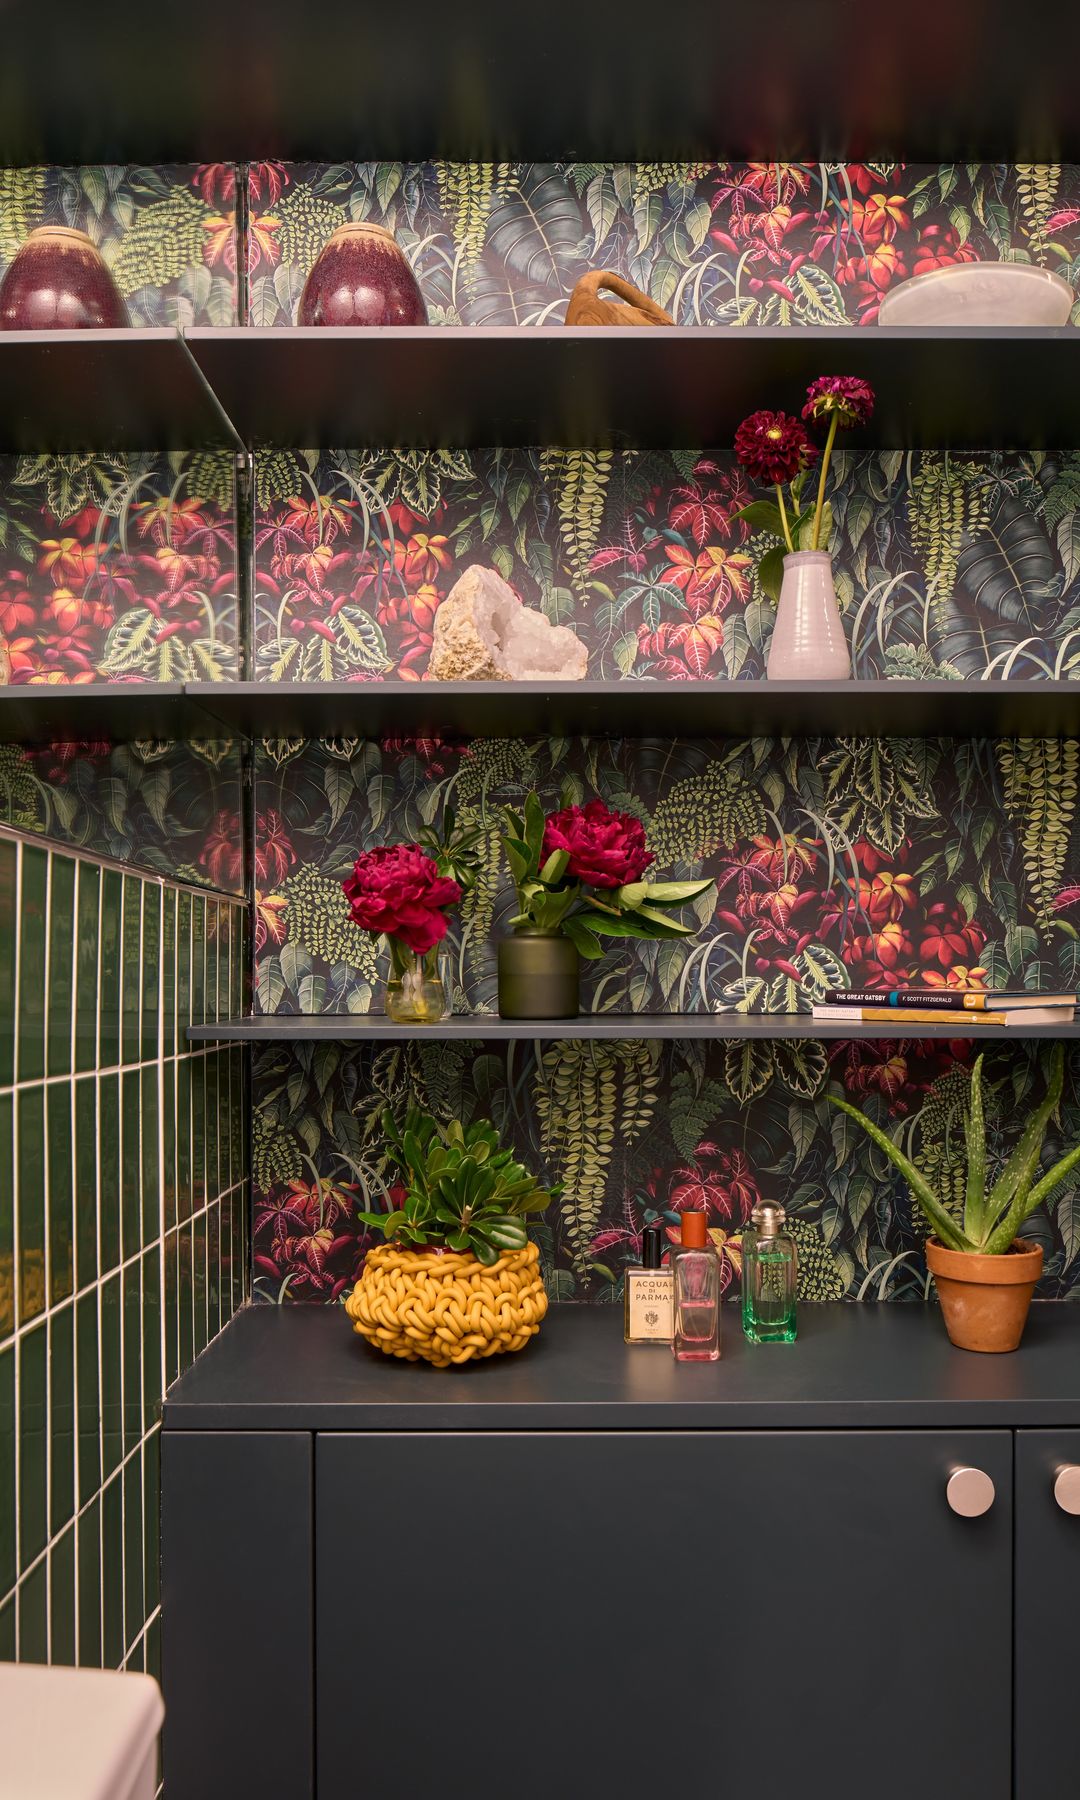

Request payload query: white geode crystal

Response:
[427,565,588,682]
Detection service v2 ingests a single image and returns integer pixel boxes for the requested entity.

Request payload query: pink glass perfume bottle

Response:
[671,1210,720,1362]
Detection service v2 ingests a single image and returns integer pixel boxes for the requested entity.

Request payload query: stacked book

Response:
[811,990,1077,1028]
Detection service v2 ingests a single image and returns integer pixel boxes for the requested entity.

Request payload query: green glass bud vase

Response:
[497,929,579,1019]
[384,940,449,1024]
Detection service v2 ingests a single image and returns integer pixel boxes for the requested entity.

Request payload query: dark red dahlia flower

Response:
[802,376,876,427]
[342,843,461,954]
[542,799,654,890]
[733,411,818,486]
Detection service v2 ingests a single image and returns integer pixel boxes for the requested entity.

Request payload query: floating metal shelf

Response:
[187,1013,1080,1044]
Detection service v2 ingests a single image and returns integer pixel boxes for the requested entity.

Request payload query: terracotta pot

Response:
[298,223,427,327]
[0,227,129,330]
[925,1237,1043,1353]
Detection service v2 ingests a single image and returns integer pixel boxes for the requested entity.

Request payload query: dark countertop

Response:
[162,1301,1080,1431]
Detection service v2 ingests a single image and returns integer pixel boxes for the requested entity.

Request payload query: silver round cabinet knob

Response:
[946,1467,996,1517]
[1054,1466,1080,1515]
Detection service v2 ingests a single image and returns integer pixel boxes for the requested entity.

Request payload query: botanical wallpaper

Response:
[0,450,239,687]
[0,165,240,328]
[245,161,1080,328]
[251,1037,1080,1306]
[254,446,1080,684]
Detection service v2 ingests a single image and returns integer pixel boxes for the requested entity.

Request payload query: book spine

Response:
[818,990,983,1011]
[813,1007,1009,1025]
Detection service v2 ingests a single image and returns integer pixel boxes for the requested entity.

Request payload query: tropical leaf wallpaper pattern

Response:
[245,160,1080,328]
[0,164,240,327]
[253,446,1080,684]
[250,728,1080,1303]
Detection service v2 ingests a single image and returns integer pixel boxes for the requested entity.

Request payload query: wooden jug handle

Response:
[570,270,674,323]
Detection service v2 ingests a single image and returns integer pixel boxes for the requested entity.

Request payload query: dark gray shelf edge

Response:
[183,323,1080,451]
[0,681,233,742]
[184,678,1080,742]
[161,1304,1080,1432]
[187,1015,1080,1042]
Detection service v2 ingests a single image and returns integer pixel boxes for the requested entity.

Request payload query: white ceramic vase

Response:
[767,550,851,681]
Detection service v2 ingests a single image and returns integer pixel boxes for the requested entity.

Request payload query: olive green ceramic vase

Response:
[497,931,579,1019]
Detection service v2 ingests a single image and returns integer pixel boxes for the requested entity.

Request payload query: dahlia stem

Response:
[811,411,839,551]
[775,483,795,553]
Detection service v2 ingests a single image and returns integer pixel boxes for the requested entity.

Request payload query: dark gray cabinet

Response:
[315,1430,1013,1800]
[1015,1430,1080,1799]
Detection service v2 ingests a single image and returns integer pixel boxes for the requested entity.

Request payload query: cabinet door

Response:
[316,1430,1011,1800]
[1016,1429,1080,1798]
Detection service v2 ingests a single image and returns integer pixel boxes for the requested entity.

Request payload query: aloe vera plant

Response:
[357,1107,558,1266]
[829,1044,1080,1253]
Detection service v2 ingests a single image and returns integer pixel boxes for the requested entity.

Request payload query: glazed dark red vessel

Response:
[0,226,129,329]
[298,222,427,326]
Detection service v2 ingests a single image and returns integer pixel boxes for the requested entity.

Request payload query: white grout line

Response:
[0,819,243,906]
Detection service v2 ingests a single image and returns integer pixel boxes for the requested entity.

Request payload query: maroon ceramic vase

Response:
[298,222,427,326]
[0,226,129,330]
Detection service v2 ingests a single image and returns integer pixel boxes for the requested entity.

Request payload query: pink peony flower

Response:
[542,799,654,890]
[802,376,875,427]
[733,410,818,486]
[342,843,461,954]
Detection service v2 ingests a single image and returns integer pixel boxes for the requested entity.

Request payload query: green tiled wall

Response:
[0,827,248,1671]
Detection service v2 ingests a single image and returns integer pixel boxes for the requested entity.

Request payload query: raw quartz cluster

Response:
[426,564,588,682]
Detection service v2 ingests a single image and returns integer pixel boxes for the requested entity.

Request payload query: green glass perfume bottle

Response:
[741,1201,797,1343]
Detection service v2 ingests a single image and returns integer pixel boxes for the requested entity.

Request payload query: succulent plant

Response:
[357,1107,558,1266]
[830,1044,1080,1254]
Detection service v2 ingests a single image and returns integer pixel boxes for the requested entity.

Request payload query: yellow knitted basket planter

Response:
[345,1241,548,1368]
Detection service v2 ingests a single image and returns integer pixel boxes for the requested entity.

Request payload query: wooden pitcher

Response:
[564,270,674,327]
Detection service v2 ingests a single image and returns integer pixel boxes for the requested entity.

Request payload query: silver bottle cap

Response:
[750,1201,786,1237]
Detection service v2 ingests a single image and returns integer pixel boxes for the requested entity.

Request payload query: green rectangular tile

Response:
[100,1273,122,1483]
[177,1224,194,1376]
[0,839,13,1093]
[162,1229,178,1392]
[17,844,47,1083]
[18,1320,46,1572]
[145,1612,160,1685]
[123,1454,144,1654]
[121,876,142,1067]
[0,1595,14,1661]
[205,900,220,1024]
[191,1057,206,1212]
[0,1343,13,1597]
[176,892,191,1033]
[140,883,160,1062]
[74,1077,98,1293]
[49,1303,75,1539]
[98,1073,120,1274]
[143,1427,160,1619]
[76,1290,101,1507]
[17,1086,45,1325]
[176,1059,191,1223]
[162,1062,176,1234]
[190,894,206,1026]
[142,1246,161,1430]
[47,1084,73,1305]
[74,859,100,1073]
[50,1522,76,1665]
[77,1496,102,1667]
[206,1200,220,1342]
[0,1095,12,1340]
[101,1474,123,1668]
[192,1212,207,1360]
[19,1557,47,1664]
[121,1069,140,1265]
[99,868,122,1069]
[161,889,176,1059]
[122,1259,141,1456]
[47,852,75,1078]
[205,1051,220,1202]
[141,1068,159,1245]
[232,1184,247,1313]
[229,904,243,1018]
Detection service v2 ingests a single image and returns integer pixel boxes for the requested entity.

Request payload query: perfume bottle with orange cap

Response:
[671,1209,720,1362]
